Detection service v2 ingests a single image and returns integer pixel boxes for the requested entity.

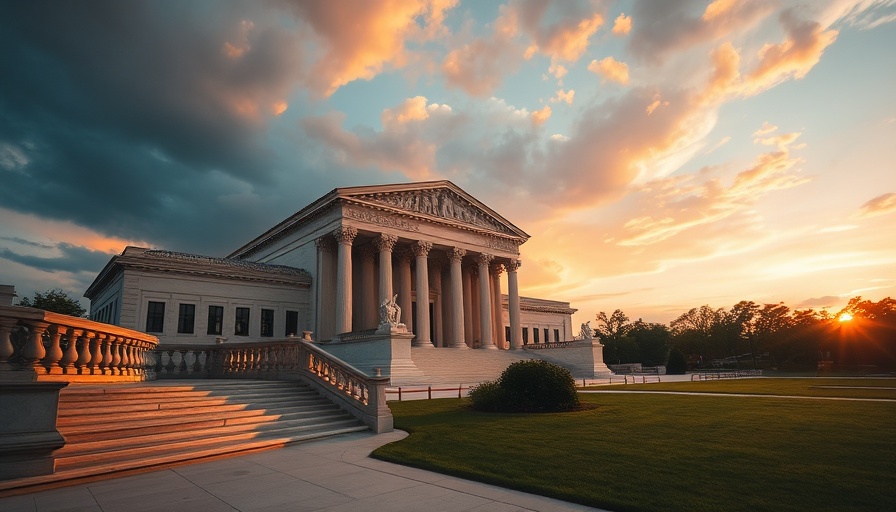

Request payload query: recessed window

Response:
[522,328,529,345]
[504,326,510,342]
[533,328,540,344]
[554,329,560,342]
[177,304,195,334]
[261,309,274,337]
[285,310,298,337]
[544,328,549,343]
[235,307,250,336]
[207,305,223,335]
[145,301,165,333]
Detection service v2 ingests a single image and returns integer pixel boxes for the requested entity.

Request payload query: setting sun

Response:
[838,312,854,322]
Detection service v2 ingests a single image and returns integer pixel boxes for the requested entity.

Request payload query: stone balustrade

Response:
[0,305,159,383]
[151,338,393,433]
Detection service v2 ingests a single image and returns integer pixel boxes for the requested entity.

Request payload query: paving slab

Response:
[0,430,607,512]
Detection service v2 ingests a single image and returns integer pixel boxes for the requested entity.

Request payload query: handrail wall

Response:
[152,339,393,433]
[0,305,159,382]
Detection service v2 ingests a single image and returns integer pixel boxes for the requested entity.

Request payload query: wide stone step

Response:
[57,415,363,459]
[62,405,348,443]
[58,394,328,418]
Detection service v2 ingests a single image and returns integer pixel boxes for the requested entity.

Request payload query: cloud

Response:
[0,243,112,274]
[287,0,458,96]
[443,33,521,96]
[549,89,575,105]
[530,105,552,126]
[856,193,896,218]
[612,13,632,35]
[796,295,841,309]
[588,56,630,84]
[507,0,605,62]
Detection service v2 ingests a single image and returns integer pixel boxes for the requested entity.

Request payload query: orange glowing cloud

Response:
[702,0,737,22]
[612,13,632,35]
[531,105,552,126]
[549,88,575,105]
[222,20,255,58]
[856,193,896,218]
[536,13,603,62]
[588,56,629,84]
[293,0,458,96]
[381,96,431,128]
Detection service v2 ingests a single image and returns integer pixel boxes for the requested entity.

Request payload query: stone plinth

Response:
[526,340,613,378]
[317,332,423,382]
[0,381,68,480]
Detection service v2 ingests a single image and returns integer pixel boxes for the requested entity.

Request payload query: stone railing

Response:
[0,305,159,382]
[522,340,577,349]
[151,338,393,433]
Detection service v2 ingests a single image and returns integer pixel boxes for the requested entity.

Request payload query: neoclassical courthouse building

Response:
[85,181,578,353]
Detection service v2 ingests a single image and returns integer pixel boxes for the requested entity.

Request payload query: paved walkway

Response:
[0,431,605,512]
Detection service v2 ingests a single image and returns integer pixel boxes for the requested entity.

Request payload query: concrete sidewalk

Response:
[0,431,606,512]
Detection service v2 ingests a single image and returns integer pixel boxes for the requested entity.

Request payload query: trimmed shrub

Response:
[469,360,580,413]
[666,347,688,374]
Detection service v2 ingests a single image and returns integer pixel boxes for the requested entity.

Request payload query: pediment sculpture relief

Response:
[357,189,513,235]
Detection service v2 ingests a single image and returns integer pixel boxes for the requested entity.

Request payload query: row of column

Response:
[320,227,522,349]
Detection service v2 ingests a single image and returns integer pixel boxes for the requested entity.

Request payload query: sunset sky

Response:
[1,0,895,326]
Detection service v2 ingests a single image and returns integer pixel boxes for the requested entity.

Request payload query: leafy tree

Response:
[628,320,670,367]
[594,309,631,342]
[17,289,87,317]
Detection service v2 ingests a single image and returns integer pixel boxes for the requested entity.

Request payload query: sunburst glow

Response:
[838,312,854,322]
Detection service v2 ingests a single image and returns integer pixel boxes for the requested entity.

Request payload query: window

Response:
[544,328,549,344]
[285,310,298,337]
[177,304,195,334]
[504,326,511,342]
[145,301,165,332]
[235,307,250,336]
[207,305,223,335]
[261,309,274,337]
[554,329,560,342]
[533,328,540,344]
[522,328,528,344]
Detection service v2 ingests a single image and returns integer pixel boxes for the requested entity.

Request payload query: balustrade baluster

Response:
[89,334,104,374]
[101,336,115,375]
[59,328,81,374]
[178,349,188,375]
[21,321,50,373]
[110,337,123,375]
[76,331,94,374]
[43,324,65,375]
[0,318,17,369]
[120,339,131,376]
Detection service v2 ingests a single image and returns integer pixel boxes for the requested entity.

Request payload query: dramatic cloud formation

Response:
[1,0,894,322]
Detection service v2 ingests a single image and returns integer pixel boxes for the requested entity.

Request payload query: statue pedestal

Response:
[0,381,68,479]
[316,332,423,382]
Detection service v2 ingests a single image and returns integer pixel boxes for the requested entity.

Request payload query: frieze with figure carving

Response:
[355,189,515,235]
[344,207,421,232]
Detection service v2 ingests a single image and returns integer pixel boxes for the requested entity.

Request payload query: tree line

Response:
[594,297,896,372]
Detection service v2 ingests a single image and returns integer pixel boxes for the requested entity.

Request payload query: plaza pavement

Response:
[0,430,607,512]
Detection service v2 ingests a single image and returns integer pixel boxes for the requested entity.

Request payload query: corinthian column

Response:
[396,249,413,333]
[375,234,397,304]
[477,253,496,349]
[334,226,357,335]
[315,236,337,341]
[507,260,523,350]
[490,263,504,348]
[448,247,467,348]
[412,241,433,348]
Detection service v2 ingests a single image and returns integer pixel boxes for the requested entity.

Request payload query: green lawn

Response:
[591,377,896,400]
[373,379,896,512]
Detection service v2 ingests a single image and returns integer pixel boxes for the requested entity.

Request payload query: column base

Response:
[412,339,434,348]
[448,340,469,349]
[480,342,498,350]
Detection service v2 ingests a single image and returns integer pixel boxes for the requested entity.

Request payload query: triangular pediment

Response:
[339,181,528,239]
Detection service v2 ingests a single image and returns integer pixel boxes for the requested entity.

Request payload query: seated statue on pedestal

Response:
[377,294,407,334]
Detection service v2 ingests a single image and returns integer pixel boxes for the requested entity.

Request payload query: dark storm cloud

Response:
[0,243,112,274]
[0,1,314,255]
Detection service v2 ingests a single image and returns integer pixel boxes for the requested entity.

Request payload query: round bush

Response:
[666,347,688,374]
[469,360,580,413]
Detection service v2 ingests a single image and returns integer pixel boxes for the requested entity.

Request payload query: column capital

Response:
[374,233,398,252]
[333,226,358,245]
[315,236,336,253]
[476,252,494,266]
[395,248,413,264]
[412,240,433,257]
[448,247,466,264]
[489,262,504,276]
[506,259,522,272]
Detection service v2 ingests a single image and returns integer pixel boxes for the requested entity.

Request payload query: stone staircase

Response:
[395,347,537,385]
[0,379,367,495]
